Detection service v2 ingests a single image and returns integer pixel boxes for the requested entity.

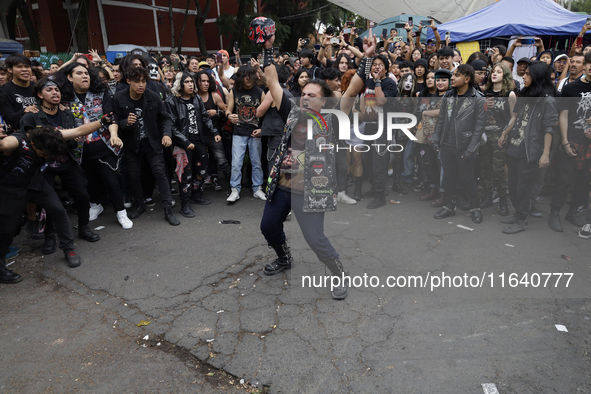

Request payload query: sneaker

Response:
[337,191,357,205]
[5,250,19,259]
[502,220,526,234]
[89,203,104,221]
[170,187,180,196]
[144,198,155,207]
[579,223,591,239]
[227,188,240,202]
[124,196,133,209]
[212,177,222,191]
[253,187,267,201]
[117,210,133,229]
[529,202,542,218]
[164,207,181,226]
[203,176,213,186]
[64,250,82,268]
[127,204,146,219]
[565,211,586,227]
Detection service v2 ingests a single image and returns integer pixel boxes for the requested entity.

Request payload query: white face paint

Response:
[403,76,413,91]
[148,63,159,80]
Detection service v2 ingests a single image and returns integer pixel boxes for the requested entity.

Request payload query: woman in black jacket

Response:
[498,61,557,234]
[165,71,217,217]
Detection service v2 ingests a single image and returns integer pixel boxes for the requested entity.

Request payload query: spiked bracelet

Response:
[356,56,373,82]
[262,47,275,69]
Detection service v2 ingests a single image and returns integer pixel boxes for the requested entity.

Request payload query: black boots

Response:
[367,191,386,209]
[479,192,493,209]
[180,201,195,218]
[353,177,363,201]
[321,257,348,300]
[434,205,456,219]
[190,180,211,205]
[548,211,563,232]
[127,204,146,219]
[43,234,57,255]
[264,243,293,275]
[470,209,483,224]
[164,207,180,226]
[78,224,100,242]
[498,197,509,216]
[0,258,23,284]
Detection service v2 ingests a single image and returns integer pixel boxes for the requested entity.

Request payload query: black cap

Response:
[414,58,428,69]
[434,68,452,79]
[471,59,487,71]
[517,57,531,64]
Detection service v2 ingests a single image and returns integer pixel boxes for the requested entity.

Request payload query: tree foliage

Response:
[570,0,591,13]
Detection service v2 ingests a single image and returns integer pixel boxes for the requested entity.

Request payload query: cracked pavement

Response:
[2,189,590,393]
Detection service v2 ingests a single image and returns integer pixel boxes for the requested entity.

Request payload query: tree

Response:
[168,0,175,51]
[194,0,213,55]
[5,0,40,50]
[571,0,591,13]
[177,0,191,53]
[74,0,90,52]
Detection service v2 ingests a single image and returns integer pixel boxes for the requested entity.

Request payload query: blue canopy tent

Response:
[358,15,436,43]
[0,38,24,59]
[426,0,590,43]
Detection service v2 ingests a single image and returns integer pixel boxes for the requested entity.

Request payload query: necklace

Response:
[41,104,58,111]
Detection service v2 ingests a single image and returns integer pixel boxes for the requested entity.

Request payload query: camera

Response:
[330,37,340,44]
[302,38,310,45]
[325,26,335,36]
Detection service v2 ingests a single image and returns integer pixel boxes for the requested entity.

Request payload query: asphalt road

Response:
[1,183,590,393]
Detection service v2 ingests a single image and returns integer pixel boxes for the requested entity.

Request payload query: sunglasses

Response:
[427,43,435,46]
[394,46,402,49]
[161,61,169,64]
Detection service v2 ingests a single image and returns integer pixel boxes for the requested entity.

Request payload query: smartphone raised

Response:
[251,52,259,60]
[343,28,351,34]
[577,35,584,47]
[233,42,239,51]
[521,36,535,45]
[395,22,406,29]
[382,28,388,39]
[420,19,431,27]
[445,31,451,41]
[314,44,321,50]
[408,17,413,27]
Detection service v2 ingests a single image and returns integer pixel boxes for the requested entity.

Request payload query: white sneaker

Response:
[227,188,240,202]
[89,203,104,221]
[171,199,176,207]
[579,223,591,239]
[337,191,357,205]
[117,210,133,229]
[253,187,267,201]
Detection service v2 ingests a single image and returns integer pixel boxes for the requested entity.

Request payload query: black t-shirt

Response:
[131,97,146,139]
[558,78,591,144]
[182,97,199,139]
[45,111,62,129]
[0,138,46,194]
[0,81,35,132]
[484,89,512,134]
[507,100,531,159]
[232,86,263,137]
[416,81,426,94]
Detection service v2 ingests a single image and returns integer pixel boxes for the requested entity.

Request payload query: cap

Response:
[248,17,276,45]
[517,57,531,64]
[554,54,568,62]
[414,58,428,69]
[434,68,453,79]
[471,59,487,71]
[426,38,435,44]
[198,61,210,69]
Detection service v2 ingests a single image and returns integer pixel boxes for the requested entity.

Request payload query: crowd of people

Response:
[1,19,590,299]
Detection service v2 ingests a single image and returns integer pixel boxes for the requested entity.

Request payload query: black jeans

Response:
[336,142,349,193]
[507,155,540,221]
[178,142,208,202]
[266,135,282,175]
[125,147,173,209]
[43,159,90,228]
[367,123,389,194]
[440,145,479,208]
[201,134,231,181]
[260,188,338,261]
[0,181,75,257]
[550,147,591,213]
[82,155,125,212]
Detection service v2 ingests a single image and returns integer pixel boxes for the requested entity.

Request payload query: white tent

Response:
[327,0,496,24]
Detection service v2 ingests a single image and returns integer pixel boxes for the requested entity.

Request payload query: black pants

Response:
[367,123,389,194]
[125,147,173,209]
[202,134,231,181]
[82,155,125,212]
[417,143,440,187]
[178,142,208,202]
[0,181,75,257]
[336,143,349,192]
[440,145,479,208]
[266,135,282,175]
[550,147,591,213]
[260,188,338,261]
[43,160,90,231]
[507,155,540,221]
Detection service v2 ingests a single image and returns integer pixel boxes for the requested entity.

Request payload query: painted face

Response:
[148,63,159,80]
[68,65,90,92]
[38,85,61,106]
[403,75,413,91]
[491,66,504,83]
[298,71,309,87]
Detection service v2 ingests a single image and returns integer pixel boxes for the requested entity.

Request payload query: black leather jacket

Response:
[113,88,172,154]
[165,94,217,149]
[432,86,486,153]
[509,96,557,163]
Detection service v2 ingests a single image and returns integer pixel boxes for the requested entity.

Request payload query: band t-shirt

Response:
[507,102,530,159]
[232,86,263,137]
[558,78,591,144]
[131,97,146,140]
[182,98,199,138]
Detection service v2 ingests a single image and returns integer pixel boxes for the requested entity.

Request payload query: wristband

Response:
[563,142,570,146]
[100,114,113,127]
[374,79,381,87]
[261,47,275,70]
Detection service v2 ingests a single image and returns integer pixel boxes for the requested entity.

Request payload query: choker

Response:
[41,104,58,111]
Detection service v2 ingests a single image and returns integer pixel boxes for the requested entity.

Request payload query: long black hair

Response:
[195,70,217,93]
[520,61,556,98]
[333,53,353,71]
[53,62,107,101]
[290,68,310,96]
[234,64,257,92]
[119,54,148,81]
